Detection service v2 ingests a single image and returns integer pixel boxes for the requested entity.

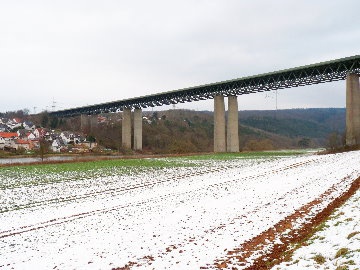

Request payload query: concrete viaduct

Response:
[50,55,360,152]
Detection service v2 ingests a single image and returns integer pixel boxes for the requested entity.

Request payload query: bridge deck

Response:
[51,55,360,117]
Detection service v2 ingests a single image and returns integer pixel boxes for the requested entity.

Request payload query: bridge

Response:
[50,55,360,152]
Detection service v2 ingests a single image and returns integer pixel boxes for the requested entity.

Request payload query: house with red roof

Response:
[0,132,18,140]
[34,128,47,138]
[14,139,32,150]
[0,132,19,150]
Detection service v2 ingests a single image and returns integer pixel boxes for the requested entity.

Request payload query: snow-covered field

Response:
[272,188,360,270]
[0,151,359,269]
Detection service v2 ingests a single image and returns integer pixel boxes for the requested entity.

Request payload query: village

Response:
[0,117,96,154]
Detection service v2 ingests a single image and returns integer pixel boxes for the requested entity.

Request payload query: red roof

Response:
[15,139,30,145]
[13,118,22,123]
[0,132,18,138]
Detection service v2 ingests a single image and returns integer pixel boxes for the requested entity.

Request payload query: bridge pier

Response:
[122,108,132,149]
[214,95,226,152]
[133,108,143,151]
[80,114,90,133]
[346,73,360,146]
[227,95,239,152]
[214,95,239,152]
[122,108,143,151]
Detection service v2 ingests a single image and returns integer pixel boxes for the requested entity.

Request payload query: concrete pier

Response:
[133,108,143,151]
[346,73,360,146]
[214,95,226,152]
[122,108,132,149]
[80,114,89,133]
[227,96,239,152]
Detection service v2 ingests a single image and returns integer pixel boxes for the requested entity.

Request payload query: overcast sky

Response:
[1,0,359,113]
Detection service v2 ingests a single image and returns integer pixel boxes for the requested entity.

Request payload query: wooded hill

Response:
[238,108,345,148]
[52,108,345,153]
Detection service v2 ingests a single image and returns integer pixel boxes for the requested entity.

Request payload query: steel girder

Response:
[50,55,360,117]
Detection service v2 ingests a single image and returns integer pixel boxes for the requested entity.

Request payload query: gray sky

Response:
[1,0,359,113]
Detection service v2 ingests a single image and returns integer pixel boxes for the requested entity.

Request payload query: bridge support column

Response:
[122,108,132,149]
[346,73,360,146]
[227,95,239,152]
[80,114,90,133]
[133,108,143,151]
[214,95,226,152]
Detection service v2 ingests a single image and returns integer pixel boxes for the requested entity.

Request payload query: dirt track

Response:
[213,177,360,270]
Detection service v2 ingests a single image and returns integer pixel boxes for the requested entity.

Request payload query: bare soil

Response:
[212,177,360,270]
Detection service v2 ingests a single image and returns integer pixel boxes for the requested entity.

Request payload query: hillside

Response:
[56,108,344,153]
[240,108,345,133]
[239,108,345,148]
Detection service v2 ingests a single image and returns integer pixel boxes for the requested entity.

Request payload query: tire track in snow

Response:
[0,157,318,240]
[110,157,350,269]
[1,164,235,213]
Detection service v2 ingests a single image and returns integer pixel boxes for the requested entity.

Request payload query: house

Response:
[27,132,36,140]
[31,139,40,149]
[34,128,47,138]
[0,132,18,141]
[17,129,28,139]
[14,139,32,151]
[23,121,35,131]
[0,124,8,132]
[17,130,36,141]
[12,118,22,124]
[47,132,58,142]
[0,137,5,149]
[0,132,19,150]
[45,130,51,138]
[60,131,74,144]
[6,118,22,130]
[80,141,98,150]
[51,138,66,152]
[60,131,84,145]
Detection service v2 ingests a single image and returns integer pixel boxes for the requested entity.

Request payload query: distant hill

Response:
[143,108,346,151]
[238,108,345,147]
[195,108,345,149]
[239,108,345,132]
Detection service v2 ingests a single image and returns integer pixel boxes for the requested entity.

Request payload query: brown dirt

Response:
[211,177,360,270]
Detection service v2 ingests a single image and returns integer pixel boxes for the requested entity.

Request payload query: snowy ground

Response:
[0,151,359,269]
[272,188,360,270]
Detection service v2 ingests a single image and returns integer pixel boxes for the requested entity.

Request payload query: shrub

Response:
[347,232,359,239]
[335,266,349,270]
[335,248,349,258]
[313,254,326,264]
